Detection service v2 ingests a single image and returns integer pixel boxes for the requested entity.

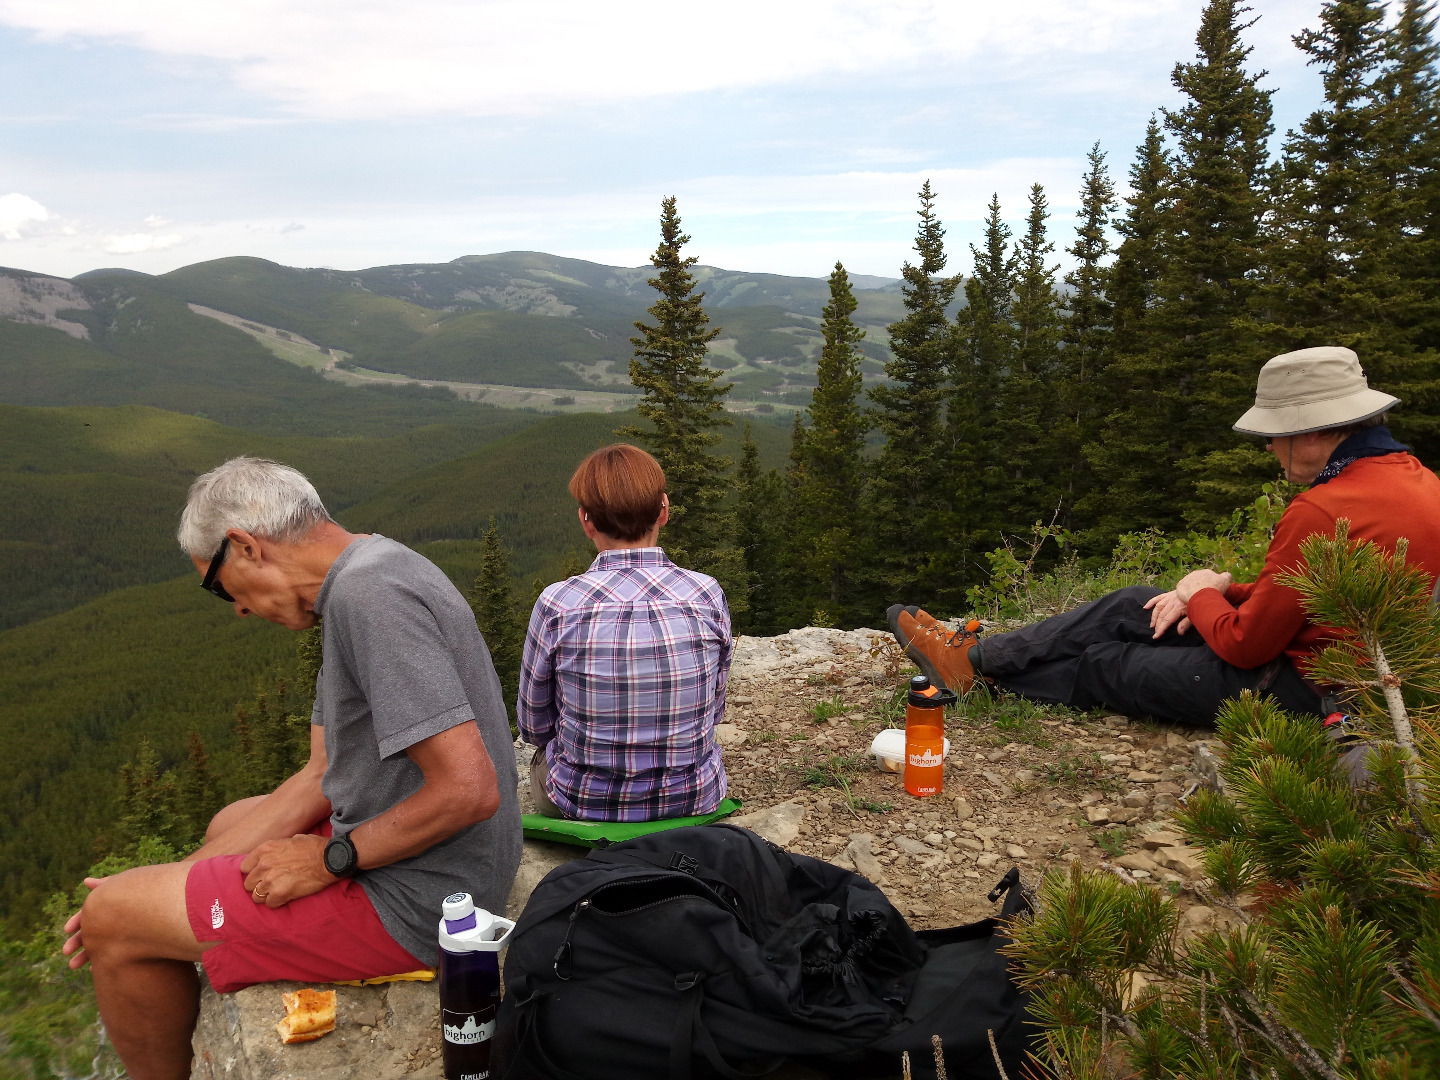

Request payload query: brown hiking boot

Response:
[886,604,982,693]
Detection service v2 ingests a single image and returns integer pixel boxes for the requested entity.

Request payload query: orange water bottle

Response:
[904,674,955,798]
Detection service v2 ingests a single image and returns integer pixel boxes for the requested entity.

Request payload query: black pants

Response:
[975,585,1323,727]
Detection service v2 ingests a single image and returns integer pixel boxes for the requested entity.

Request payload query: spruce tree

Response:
[1083,119,1172,549]
[1256,2,1417,423]
[1095,1,1275,537]
[869,181,963,605]
[173,733,220,840]
[948,193,1013,597]
[470,517,523,725]
[115,740,180,851]
[1106,117,1172,355]
[1000,183,1065,533]
[1059,145,1118,528]
[1374,0,1440,461]
[733,423,787,634]
[619,197,746,607]
[1254,0,1440,465]
[790,262,868,625]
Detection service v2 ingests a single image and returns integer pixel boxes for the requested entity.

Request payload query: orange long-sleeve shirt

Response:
[1186,453,1440,673]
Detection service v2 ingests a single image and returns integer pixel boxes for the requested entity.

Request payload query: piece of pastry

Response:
[275,988,337,1044]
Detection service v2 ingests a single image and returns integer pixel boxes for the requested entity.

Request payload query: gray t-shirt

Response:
[311,534,521,965]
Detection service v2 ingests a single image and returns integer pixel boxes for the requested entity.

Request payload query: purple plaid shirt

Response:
[517,547,732,821]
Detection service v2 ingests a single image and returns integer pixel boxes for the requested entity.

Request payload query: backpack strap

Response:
[987,867,1032,920]
[670,973,784,1080]
[589,846,705,876]
[498,985,592,1080]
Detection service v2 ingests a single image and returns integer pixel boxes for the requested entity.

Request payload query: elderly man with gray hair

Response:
[889,347,1440,727]
[60,456,520,1080]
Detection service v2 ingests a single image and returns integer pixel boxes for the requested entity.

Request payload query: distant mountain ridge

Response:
[5,252,903,404]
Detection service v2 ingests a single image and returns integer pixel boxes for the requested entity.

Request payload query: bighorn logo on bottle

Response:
[907,748,943,768]
[443,1012,495,1046]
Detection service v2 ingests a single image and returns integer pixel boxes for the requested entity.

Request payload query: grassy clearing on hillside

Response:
[0,290,536,439]
[153,258,435,357]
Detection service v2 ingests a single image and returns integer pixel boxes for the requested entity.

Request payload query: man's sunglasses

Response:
[201,537,235,603]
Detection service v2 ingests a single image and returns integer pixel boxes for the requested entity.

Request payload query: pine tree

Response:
[1059,145,1118,527]
[1008,524,1440,1075]
[1094,1,1275,537]
[790,262,868,625]
[999,183,1065,533]
[470,517,523,725]
[618,197,746,608]
[733,423,787,634]
[869,182,963,606]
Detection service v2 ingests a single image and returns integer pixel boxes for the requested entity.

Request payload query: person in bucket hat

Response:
[888,347,1440,728]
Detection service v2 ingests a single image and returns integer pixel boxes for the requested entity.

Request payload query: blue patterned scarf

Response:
[1310,424,1410,486]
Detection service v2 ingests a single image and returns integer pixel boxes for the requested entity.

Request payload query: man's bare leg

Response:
[204,795,268,843]
[67,862,212,1080]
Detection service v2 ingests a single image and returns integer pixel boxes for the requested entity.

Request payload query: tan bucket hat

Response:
[1234,346,1398,437]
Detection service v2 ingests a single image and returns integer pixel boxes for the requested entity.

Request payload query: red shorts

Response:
[185,821,425,994]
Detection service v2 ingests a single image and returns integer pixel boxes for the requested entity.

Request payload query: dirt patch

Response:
[717,627,1225,929]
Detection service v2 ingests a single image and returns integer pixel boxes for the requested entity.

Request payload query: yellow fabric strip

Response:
[330,969,436,986]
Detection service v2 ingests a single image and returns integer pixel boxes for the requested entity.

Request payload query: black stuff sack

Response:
[492,823,1034,1080]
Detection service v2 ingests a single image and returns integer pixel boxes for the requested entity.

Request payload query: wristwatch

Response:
[324,833,360,878]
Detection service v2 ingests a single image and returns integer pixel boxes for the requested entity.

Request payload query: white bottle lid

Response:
[438,891,514,953]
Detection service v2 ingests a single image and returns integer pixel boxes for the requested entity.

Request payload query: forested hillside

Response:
[0,403,538,628]
[128,253,900,401]
[0,578,298,932]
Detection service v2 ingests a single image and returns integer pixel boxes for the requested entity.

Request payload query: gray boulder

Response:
[191,837,585,1079]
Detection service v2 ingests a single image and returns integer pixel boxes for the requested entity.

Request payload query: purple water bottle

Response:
[439,892,514,1080]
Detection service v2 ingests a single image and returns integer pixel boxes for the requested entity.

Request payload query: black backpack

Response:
[493,823,1035,1080]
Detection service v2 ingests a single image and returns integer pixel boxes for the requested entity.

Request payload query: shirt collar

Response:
[1310,424,1410,486]
[589,547,672,572]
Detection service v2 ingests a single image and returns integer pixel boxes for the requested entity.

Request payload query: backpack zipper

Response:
[552,899,589,981]
[551,876,751,981]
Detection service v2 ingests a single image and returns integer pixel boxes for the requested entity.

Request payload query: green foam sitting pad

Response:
[521,798,743,848]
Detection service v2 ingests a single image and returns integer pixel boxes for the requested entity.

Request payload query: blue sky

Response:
[0,0,1329,280]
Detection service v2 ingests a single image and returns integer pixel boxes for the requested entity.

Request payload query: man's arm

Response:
[1184,501,1327,668]
[240,720,500,907]
[185,725,331,862]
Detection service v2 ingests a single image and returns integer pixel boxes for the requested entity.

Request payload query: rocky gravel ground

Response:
[712,626,1238,937]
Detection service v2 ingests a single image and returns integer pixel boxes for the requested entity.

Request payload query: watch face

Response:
[325,838,353,875]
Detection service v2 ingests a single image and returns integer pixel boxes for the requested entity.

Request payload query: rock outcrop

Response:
[190,977,441,1080]
[0,270,90,339]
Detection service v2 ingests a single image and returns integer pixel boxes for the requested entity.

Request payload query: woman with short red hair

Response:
[517,444,732,821]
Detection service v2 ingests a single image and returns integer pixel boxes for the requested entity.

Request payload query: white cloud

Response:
[0,192,51,240]
[143,214,171,227]
[103,231,185,254]
[0,0,1318,121]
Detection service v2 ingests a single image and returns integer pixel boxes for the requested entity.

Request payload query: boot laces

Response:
[922,623,968,649]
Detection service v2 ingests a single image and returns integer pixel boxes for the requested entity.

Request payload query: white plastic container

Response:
[870,728,951,773]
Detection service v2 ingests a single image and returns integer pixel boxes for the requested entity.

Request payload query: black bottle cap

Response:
[908,674,957,708]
